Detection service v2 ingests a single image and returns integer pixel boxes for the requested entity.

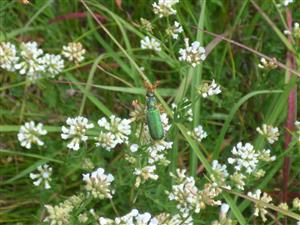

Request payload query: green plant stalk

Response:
[190,0,206,177]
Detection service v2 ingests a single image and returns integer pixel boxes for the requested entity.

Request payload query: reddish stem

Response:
[282,9,297,225]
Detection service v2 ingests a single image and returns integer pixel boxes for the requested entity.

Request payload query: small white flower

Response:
[179,38,206,67]
[230,172,246,190]
[95,132,118,151]
[293,197,300,211]
[97,115,131,145]
[140,36,161,52]
[256,124,279,144]
[83,168,115,199]
[258,149,276,162]
[152,0,179,17]
[247,189,272,222]
[42,53,64,78]
[29,164,52,189]
[15,41,45,81]
[61,116,94,151]
[166,21,183,39]
[286,22,300,38]
[295,121,300,142]
[228,142,259,174]
[134,165,159,187]
[0,42,19,71]
[130,144,139,152]
[197,79,221,98]
[62,42,86,63]
[258,57,277,69]
[187,125,207,142]
[282,0,294,6]
[160,112,171,133]
[168,169,209,214]
[211,160,229,186]
[220,203,230,219]
[147,140,173,165]
[18,121,47,149]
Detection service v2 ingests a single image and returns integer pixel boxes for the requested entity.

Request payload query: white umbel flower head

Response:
[247,189,272,222]
[166,21,183,39]
[187,125,207,142]
[82,168,115,199]
[61,116,94,151]
[95,132,118,151]
[152,0,179,17]
[15,41,45,81]
[256,124,279,144]
[133,165,159,187]
[44,203,73,225]
[97,115,131,145]
[0,42,19,71]
[140,36,161,52]
[211,160,229,186]
[18,121,47,149]
[179,38,206,67]
[168,169,202,214]
[197,79,221,98]
[42,53,64,78]
[62,42,86,63]
[228,142,259,174]
[29,164,52,189]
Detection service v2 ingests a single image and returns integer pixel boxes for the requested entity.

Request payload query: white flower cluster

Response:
[225,142,276,190]
[211,160,229,187]
[61,116,94,151]
[15,41,45,81]
[228,142,259,174]
[187,125,207,142]
[29,164,52,189]
[83,168,115,199]
[0,42,19,71]
[197,79,221,98]
[44,194,84,225]
[256,124,279,144]
[166,21,183,39]
[258,57,278,70]
[99,209,159,225]
[152,0,179,17]
[62,42,86,63]
[140,36,161,52]
[179,38,206,67]
[247,189,272,222]
[133,165,158,187]
[147,139,173,165]
[0,41,65,82]
[293,197,300,211]
[96,115,132,151]
[18,121,47,149]
[168,169,221,215]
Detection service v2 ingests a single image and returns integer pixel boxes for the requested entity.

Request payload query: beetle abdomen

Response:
[146,108,164,140]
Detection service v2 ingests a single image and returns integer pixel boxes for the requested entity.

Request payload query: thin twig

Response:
[191,26,300,78]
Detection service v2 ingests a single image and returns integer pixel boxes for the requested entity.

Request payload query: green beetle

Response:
[144,81,164,140]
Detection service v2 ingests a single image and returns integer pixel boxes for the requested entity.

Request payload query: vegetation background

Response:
[1,0,300,224]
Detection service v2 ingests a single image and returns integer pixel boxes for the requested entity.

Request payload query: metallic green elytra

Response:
[146,91,164,140]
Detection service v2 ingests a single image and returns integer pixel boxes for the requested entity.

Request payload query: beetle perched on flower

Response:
[144,80,165,141]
